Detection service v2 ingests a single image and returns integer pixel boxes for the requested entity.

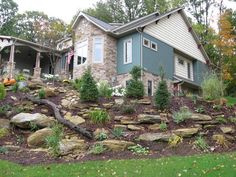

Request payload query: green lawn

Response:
[0,153,236,177]
[225,96,236,106]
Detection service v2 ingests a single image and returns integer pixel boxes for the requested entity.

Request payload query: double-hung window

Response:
[93,37,104,63]
[124,39,132,64]
[76,40,88,65]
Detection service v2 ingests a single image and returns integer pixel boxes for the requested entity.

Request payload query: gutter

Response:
[136,27,143,81]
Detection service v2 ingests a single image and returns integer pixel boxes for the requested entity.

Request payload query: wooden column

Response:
[33,52,41,81]
[6,44,15,79]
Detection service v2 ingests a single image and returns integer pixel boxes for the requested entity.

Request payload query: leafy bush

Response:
[97,132,108,141]
[0,104,12,115]
[97,80,113,98]
[0,146,8,154]
[16,73,26,81]
[212,134,229,148]
[173,106,192,124]
[0,128,9,138]
[89,143,107,155]
[121,104,136,114]
[159,122,167,131]
[80,69,99,102]
[38,89,46,99]
[89,109,110,124]
[112,85,126,96]
[155,80,170,110]
[194,106,205,113]
[111,127,124,138]
[0,84,6,100]
[168,134,183,147]
[201,72,225,100]
[45,124,64,157]
[216,116,227,124]
[12,82,19,93]
[126,66,144,99]
[194,136,209,151]
[128,144,149,155]
[72,78,83,91]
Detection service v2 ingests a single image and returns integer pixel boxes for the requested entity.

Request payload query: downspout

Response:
[136,27,143,81]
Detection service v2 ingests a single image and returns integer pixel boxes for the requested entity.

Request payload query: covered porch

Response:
[0,36,61,81]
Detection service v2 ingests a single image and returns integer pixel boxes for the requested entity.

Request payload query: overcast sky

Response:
[14,0,236,25]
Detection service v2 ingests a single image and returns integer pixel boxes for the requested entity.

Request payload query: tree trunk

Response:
[25,95,93,139]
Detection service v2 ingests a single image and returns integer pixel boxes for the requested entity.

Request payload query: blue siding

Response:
[142,33,174,79]
[117,32,141,74]
[193,60,209,86]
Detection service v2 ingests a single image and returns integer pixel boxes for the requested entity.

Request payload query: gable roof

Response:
[72,8,209,62]
[72,12,115,31]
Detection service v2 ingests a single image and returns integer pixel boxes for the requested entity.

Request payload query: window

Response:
[148,80,153,96]
[61,56,67,69]
[187,62,191,79]
[124,39,132,64]
[126,80,131,87]
[93,37,104,63]
[151,41,157,51]
[143,38,150,48]
[76,41,87,65]
[178,58,184,65]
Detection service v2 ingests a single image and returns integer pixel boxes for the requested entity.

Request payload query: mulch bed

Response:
[0,82,236,165]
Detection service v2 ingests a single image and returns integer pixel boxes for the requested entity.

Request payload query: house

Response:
[70,7,209,95]
[0,35,63,81]
[0,7,209,96]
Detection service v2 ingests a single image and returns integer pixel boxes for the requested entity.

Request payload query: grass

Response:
[0,153,236,177]
[225,96,236,106]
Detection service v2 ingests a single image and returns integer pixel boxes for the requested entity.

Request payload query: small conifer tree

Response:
[80,68,99,102]
[155,67,170,110]
[126,66,144,98]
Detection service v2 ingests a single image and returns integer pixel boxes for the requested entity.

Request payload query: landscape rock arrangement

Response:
[0,81,236,164]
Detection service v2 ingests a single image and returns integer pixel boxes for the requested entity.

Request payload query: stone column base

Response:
[32,67,42,81]
[5,62,15,79]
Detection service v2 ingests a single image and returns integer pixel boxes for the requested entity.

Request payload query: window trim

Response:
[143,38,150,48]
[151,41,158,51]
[92,36,104,63]
[123,38,132,64]
[75,40,88,66]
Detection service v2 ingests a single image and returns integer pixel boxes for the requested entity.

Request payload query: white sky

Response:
[14,0,236,26]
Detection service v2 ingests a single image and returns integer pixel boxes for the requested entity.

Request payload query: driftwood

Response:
[25,95,93,139]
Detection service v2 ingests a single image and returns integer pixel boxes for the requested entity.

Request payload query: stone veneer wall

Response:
[116,71,173,95]
[73,18,117,85]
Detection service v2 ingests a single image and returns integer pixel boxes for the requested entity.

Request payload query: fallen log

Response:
[25,95,93,139]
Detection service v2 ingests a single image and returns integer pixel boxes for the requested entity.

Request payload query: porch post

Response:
[33,52,41,81]
[6,44,15,79]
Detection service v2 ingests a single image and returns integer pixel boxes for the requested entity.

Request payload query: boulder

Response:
[0,119,10,129]
[102,103,114,109]
[27,128,53,147]
[101,140,135,151]
[195,120,218,125]
[220,126,235,134]
[137,98,151,105]
[190,114,212,121]
[120,119,138,125]
[137,114,167,124]
[148,124,160,131]
[114,98,124,106]
[11,113,56,129]
[127,125,144,131]
[45,87,58,97]
[138,132,172,141]
[59,138,87,155]
[64,112,85,125]
[172,128,199,138]
[0,128,9,138]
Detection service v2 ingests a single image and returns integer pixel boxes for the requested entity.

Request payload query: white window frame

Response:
[143,38,150,48]
[151,41,158,51]
[123,38,132,64]
[75,40,88,66]
[147,80,154,96]
[93,36,104,63]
